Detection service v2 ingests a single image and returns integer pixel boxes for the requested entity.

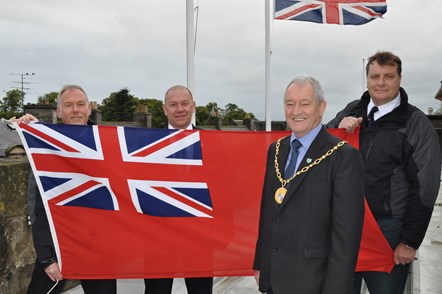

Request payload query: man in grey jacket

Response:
[327,51,441,294]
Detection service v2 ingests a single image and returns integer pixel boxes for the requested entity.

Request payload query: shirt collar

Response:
[168,123,193,130]
[290,123,322,151]
[368,93,401,120]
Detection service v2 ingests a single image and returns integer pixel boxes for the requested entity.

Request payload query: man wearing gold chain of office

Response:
[253,76,365,294]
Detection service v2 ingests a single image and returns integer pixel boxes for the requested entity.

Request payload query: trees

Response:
[195,101,256,126]
[37,92,58,105]
[0,84,259,126]
[195,106,210,125]
[205,102,221,113]
[222,103,255,124]
[100,88,138,121]
[138,98,167,128]
[0,89,24,118]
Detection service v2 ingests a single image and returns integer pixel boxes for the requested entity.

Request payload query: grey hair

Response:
[284,76,325,103]
[57,85,89,106]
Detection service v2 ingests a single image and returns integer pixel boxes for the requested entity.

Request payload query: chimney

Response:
[133,105,151,128]
[89,101,102,125]
[435,81,442,101]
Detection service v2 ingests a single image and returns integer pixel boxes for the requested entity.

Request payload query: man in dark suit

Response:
[253,76,365,294]
[144,85,213,294]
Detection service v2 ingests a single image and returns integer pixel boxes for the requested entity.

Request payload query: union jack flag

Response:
[20,123,212,218]
[275,0,387,25]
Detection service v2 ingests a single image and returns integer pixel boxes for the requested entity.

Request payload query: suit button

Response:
[272,248,278,252]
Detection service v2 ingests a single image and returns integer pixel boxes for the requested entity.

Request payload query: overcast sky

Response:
[1,0,441,122]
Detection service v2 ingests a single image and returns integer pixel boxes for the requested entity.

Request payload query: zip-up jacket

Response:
[327,87,441,249]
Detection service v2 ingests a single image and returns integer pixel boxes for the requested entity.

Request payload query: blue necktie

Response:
[284,139,302,180]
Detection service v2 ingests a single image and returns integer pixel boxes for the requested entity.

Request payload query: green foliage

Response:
[0,89,24,118]
[196,106,209,125]
[222,103,255,124]
[205,102,220,112]
[194,101,257,125]
[100,88,138,121]
[138,98,167,128]
[225,103,239,113]
[92,94,257,128]
[37,92,58,105]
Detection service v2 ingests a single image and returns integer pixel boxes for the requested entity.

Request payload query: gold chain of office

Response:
[273,138,347,204]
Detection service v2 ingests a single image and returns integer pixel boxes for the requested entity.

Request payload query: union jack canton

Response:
[275,0,387,25]
[19,123,213,218]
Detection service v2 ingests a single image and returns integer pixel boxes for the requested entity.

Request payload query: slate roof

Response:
[0,118,23,157]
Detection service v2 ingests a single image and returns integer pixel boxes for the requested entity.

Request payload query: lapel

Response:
[271,135,291,213]
[275,126,330,215]
[278,135,292,177]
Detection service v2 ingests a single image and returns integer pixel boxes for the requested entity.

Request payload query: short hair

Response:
[164,85,193,103]
[366,51,402,76]
[284,76,325,103]
[57,85,89,106]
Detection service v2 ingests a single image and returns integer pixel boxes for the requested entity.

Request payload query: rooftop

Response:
[0,119,23,157]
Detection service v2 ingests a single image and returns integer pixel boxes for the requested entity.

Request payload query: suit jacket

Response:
[253,126,365,294]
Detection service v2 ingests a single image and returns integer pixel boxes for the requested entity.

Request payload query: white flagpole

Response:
[362,58,366,93]
[186,0,196,125]
[265,0,272,131]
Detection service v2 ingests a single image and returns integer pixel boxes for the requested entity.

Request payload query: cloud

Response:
[0,0,441,123]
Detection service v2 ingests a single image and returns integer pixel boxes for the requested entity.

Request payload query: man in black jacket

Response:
[144,85,213,294]
[327,51,441,294]
[21,85,117,294]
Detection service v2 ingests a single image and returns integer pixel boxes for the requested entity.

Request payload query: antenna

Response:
[9,72,37,102]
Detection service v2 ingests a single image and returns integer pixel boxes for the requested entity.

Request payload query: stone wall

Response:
[22,102,152,128]
[0,159,78,293]
[23,104,57,124]
[0,158,34,293]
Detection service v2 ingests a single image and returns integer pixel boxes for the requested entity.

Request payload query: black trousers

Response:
[27,260,65,294]
[27,259,116,294]
[80,279,117,294]
[144,277,213,294]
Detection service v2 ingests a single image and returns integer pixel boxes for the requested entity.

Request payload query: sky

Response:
[1,0,441,123]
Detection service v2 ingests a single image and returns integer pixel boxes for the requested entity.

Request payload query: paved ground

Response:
[66,183,442,294]
[416,189,442,294]
[66,276,261,294]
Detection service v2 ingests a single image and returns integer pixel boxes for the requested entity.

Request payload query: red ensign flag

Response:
[18,124,393,279]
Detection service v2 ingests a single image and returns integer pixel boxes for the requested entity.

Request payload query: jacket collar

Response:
[349,88,410,131]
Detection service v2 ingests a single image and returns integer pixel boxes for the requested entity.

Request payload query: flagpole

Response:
[265,0,272,131]
[362,58,366,93]
[186,0,196,124]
